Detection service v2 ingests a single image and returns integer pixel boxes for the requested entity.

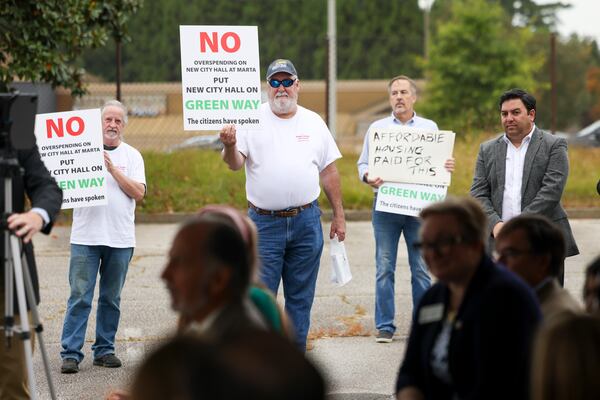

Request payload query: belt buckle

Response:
[280,208,298,217]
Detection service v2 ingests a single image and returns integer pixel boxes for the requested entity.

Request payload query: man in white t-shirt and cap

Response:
[220,58,346,351]
[60,100,146,374]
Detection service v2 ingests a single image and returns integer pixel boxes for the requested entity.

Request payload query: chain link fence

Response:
[58,80,404,153]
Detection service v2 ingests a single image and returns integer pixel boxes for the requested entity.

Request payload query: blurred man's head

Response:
[418,197,487,285]
[584,256,600,314]
[161,215,251,321]
[266,59,299,118]
[495,215,565,287]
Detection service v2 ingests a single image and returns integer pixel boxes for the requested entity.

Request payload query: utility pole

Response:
[326,0,337,138]
[550,33,557,134]
[116,40,122,102]
[418,0,435,62]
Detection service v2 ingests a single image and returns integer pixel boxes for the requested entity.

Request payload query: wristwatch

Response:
[362,174,369,184]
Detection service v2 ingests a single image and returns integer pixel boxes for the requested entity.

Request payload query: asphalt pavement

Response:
[25,218,599,400]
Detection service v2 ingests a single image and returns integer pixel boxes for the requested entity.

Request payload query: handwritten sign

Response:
[34,109,107,209]
[376,182,448,217]
[368,126,455,185]
[179,25,261,130]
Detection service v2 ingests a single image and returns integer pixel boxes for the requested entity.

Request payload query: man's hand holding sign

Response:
[367,126,456,217]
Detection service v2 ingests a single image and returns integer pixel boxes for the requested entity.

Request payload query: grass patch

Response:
[138,133,600,213]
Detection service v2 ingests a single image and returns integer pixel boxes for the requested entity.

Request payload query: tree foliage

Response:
[532,34,600,130]
[587,66,600,122]
[0,0,141,96]
[421,0,542,134]
[80,0,425,82]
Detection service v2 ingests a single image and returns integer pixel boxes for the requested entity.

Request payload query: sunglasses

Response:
[268,78,295,88]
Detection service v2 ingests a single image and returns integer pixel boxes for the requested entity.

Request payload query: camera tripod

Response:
[2,165,56,399]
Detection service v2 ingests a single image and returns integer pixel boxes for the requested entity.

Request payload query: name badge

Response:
[418,303,444,324]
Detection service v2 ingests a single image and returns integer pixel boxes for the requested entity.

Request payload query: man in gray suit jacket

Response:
[470,88,578,283]
[495,214,580,321]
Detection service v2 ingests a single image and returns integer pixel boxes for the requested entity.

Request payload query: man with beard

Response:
[60,100,146,374]
[220,59,345,351]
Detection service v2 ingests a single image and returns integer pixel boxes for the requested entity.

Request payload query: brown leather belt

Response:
[248,201,313,217]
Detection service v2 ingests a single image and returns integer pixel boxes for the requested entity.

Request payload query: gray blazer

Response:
[470,128,579,256]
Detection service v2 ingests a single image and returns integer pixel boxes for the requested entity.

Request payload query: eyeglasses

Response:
[268,78,295,88]
[493,248,533,262]
[413,236,465,255]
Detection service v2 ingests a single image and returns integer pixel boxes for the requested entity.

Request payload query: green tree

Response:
[531,34,600,130]
[0,1,141,96]
[79,0,425,82]
[422,0,542,134]
[432,0,567,30]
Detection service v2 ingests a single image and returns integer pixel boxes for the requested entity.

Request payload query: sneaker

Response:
[375,330,393,343]
[61,358,79,374]
[93,353,122,368]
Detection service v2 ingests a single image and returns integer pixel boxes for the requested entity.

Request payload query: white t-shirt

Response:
[70,142,146,248]
[237,103,341,210]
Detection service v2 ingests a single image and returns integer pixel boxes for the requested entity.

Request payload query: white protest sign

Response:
[368,126,455,185]
[375,182,448,217]
[34,109,107,209]
[180,25,261,130]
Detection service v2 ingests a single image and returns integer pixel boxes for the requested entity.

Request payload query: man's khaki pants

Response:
[0,285,35,400]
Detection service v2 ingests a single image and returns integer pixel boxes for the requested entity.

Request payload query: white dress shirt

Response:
[501,125,535,222]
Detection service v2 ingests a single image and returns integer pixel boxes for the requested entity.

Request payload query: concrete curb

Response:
[138,208,600,223]
[54,208,600,225]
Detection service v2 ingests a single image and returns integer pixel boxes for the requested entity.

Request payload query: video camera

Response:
[0,92,38,155]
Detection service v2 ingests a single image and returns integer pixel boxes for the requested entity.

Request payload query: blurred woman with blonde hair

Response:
[532,312,600,400]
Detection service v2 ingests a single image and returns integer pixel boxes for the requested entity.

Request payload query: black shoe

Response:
[93,353,122,368]
[61,358,79,374]
[375,330,393,343]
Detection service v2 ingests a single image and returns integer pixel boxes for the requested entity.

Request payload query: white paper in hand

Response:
[330,236,352,286]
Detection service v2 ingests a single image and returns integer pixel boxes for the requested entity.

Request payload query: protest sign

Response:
[368,126,455,185]
[34,109,107,209]
[180,25,261,130]
[375,182,448,217]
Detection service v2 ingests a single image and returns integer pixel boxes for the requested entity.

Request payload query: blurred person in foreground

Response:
[531,312,600,400]
[583,256,600,315]
[495,214,580,320]
[130,333,325,400]
[110,212,319,400]
[194,205,292,339]
[106,209,294,400]
[162,213,265,340]
[396,197,541,400]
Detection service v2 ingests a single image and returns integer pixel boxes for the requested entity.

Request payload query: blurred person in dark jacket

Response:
[396,197,541,400]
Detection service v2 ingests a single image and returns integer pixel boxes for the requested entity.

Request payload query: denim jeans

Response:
[249,201,323,352]
[372,196,431,333]
[60,244,133,362]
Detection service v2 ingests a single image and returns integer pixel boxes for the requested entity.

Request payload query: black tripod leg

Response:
[8,235,37,399]
[20,249,57,400]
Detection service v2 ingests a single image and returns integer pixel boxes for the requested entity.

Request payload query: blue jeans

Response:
[60,245,133,362]
[249,201,323,352]
[372,197,431,333]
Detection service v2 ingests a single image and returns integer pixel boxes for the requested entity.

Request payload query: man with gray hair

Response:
[60,100,146,373]
[357,75,454,343]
